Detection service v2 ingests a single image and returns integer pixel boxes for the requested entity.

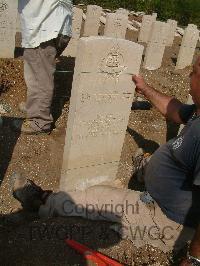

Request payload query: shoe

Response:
[11,119,51,135]
[12,173,45,211]
[18,102,27,114]
[12,173,52,211]
[132,148,151,183]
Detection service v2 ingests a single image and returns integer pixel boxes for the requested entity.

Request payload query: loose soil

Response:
[0,16,199,266]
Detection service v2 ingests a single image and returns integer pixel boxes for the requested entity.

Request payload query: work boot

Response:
[11,119,51,135]
[132,148,151,183]
[12,173,52,211]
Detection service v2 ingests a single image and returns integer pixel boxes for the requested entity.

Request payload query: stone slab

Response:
[0,0,18,58]
[71,7,83,40]
[178,95,193,133]
[143,21,169,70]
[15,12,22,48]
[166,19,177,46]
[176,24,199,70]
[138,15,156,43]
[115,8,129,16]
[176,46,198,70]
[16,11,21,32]
[104,13,128,39]
[143,44,166,70]
[83,5,102,37]
[182,24,199,49]
[60,37,144,191]
[149,21,169,45]
[152,13,157,19]
[62,7,83,57]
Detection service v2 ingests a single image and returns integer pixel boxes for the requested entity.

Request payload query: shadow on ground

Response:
[51,56,75,125]
[127,127,159,154]
[0,190,123,265]
[0,116,21,186]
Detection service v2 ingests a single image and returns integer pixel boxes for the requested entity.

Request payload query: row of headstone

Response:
[63,5,129,56]
[0,2,199,72]
[138,14,199,70]
[66,5,199,71]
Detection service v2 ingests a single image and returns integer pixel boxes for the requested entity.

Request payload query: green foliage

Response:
[75,0,200,27]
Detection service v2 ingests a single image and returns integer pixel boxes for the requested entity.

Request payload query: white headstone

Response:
[15,11,22,48]
[83,5,102,37]
[144,21,169,70]
[60,37,144,191]
[152,13,157,19]
[104,13,128,39]
[0,0,18,58]
[138,15,156,43]
[62,7,83,57]
[115,8,129,16]
[176,24,199,70]
[166,19,177,46]
[16,12,21,32]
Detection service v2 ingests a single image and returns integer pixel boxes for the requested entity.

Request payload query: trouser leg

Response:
[39,185,194,252]
[24,40,56,130]
[23,36,70,130]
[39,186,133,223]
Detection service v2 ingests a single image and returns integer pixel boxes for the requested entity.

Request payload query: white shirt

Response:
[18,0,73,48]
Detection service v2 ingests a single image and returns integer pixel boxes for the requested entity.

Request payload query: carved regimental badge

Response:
[100,45,127,79]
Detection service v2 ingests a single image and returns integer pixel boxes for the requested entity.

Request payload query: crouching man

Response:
[12,57,200,265]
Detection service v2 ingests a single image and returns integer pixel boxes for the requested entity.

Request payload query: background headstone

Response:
[144,21,169,70]
[176,24,199,70]
[0,0,18,58]
[166,19,177,47]
[138,15,156,43]
[152,13,157,19]
[83,5,102,37]
[16,11,21,32]
[178,94,193,134]
[62,7,83,57]
[15,12,22,48]
[60,36,144,191]
[104,13,128,39]
[115,8,129,16]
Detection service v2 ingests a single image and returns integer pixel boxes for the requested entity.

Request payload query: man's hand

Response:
[132,74,148,95]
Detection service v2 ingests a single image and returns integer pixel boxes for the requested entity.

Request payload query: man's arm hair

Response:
[132,75,185,124]
[141,84,184,124]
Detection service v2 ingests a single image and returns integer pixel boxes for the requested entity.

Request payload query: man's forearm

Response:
[142,85,172,115]
[142,85,183,123]
[132,75,184,123]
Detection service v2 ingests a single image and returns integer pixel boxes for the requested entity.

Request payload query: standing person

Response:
[13,0,73,134]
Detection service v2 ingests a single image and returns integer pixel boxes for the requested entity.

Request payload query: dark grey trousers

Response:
[23,35,70,130]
